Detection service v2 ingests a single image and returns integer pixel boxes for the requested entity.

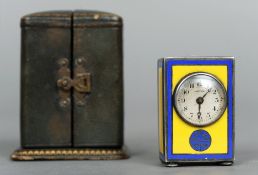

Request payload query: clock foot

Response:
[166,163,179,167]
[220,161,233,166]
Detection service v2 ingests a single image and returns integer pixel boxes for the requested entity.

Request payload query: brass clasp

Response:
[57,58,91,107]
[73,73,91,93]
[57,73,91,93]
[57,77,72,91]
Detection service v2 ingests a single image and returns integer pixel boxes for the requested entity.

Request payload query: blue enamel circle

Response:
[190,129,211,151]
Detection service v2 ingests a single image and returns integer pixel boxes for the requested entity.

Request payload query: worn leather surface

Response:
[21,17,72,148]
[72,11,123,147]
[21,11,72,28]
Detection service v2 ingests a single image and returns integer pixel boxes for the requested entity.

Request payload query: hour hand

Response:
[197,104,201,119]
[196,97,203,119]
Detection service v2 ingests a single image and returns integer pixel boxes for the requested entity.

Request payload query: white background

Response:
[0,0,257,174]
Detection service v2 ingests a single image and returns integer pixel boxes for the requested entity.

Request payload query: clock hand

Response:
[202,88,212,98]
[196,97,203,119]
[196,88,212,119]
[197,104,201,119]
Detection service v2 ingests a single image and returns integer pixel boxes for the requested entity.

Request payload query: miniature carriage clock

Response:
[158,57,235,166]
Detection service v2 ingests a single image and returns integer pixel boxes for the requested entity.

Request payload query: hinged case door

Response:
[72,11,124,147]
[21,11,73,148]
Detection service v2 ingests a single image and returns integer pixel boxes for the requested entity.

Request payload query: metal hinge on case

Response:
[57,58,91,107]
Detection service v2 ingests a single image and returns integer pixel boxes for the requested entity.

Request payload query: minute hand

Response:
[202,88,212,98]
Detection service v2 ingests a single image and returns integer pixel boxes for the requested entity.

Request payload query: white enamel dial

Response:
[174,73,227,126]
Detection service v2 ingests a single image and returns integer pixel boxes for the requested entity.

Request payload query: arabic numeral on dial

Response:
[213,89,217,94]
[177,98,186,103]
[213,106,216,111]
[183,90,189,94]
[215,98,219,102]
[184,106,188,111]
[190,113,194,117]
[197,82,202,87]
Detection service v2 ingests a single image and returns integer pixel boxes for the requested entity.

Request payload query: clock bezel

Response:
[173,72,228,127]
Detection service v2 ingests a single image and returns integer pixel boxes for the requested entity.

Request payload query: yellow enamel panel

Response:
[159,67,164,154]
[172,66,228,154]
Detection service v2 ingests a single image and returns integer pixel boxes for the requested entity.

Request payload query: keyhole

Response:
[83,78,87,86]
